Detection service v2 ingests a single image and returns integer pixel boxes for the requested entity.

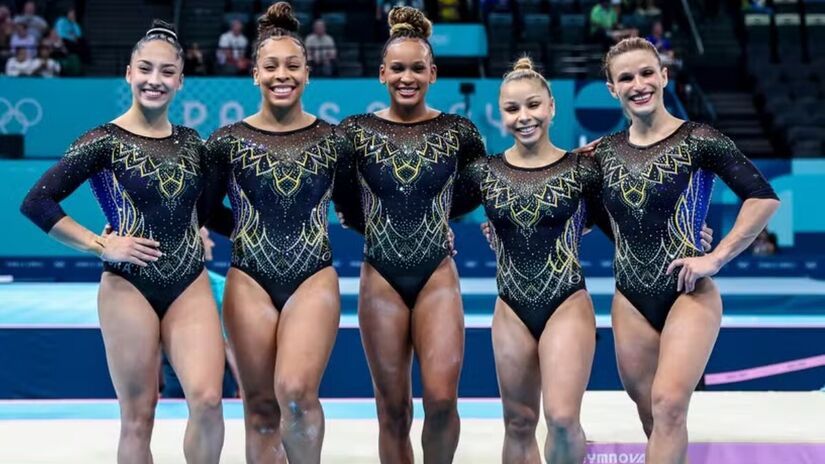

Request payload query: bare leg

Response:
[491,299,541,464]
[647,278,722,464]
[412,257,464,464]
[98,272,161,464]
[538,290,594,464]
[161,270,225,464]
[359,262,414,464]
[612,290,660,438]
[273,267,340,463]
[223,268,286,464]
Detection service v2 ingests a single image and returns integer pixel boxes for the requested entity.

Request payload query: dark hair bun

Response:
[258,1,300,35]
[388,6,432,38]
[146,19,178,40]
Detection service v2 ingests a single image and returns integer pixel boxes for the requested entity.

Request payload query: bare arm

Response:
[706,198,780,267]
[667,198,780,292]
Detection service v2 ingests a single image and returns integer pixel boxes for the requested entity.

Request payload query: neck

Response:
[122,104,170,132]
[508,135,563,167]
[628,106,679,141]
[256,100,306,129]
[388,101,430,122]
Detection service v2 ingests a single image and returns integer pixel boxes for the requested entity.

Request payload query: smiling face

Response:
[380,39,436,111]
[253,36,308,110]
[126,40,183,111]
[499,78,554,148]
[606,48,667,120]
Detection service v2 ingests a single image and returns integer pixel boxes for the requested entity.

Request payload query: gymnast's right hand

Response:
[97,225,162,266]
[480,221,494,250]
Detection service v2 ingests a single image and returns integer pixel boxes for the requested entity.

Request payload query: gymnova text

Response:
[584,452,646,463]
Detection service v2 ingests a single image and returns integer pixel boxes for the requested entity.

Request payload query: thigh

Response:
[98,272,162,401]
[161,270,226,396]
[612,289,660,396]
[491,299,541,418]
[654,278,722,395]
[538,290,595,412]
[358,262,413,399]
[274,267,340,390]
[411,258,464,398]
[223,268,279,396]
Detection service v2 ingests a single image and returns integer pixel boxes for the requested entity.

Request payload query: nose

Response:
[517,107,531,124]
[274,65,289,80]
[147,69,162,86]
[400,69,415,83]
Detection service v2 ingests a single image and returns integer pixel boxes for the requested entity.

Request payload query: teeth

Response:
[517,126,537,135]
[272,86,292,95]
[631,93,652,103]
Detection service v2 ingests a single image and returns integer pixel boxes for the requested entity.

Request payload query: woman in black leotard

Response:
[199,4,355,463]
[597,38,779,463]
[336,7,485,463]
[457,57,607,464]
[19,21,225,464]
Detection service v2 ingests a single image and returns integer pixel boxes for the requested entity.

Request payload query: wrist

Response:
[707,250,726,269]
[91,235,106,260]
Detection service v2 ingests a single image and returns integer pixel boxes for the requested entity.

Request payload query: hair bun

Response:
[512,56,534,72]
[146,19,178,40]
[388,6,432,38]
[258,1,299,35]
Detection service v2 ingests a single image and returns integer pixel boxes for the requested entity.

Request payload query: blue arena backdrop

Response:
[429,24,488,57]
[0,77,685,157]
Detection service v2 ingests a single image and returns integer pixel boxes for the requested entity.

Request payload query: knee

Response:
[651,388,689,430]
[503,408,538,441]
[245,393,281,434]
[543,406,580,438]
[422,393,457,424]
[275,378,319,421]
[120,406,156,438]
[187,388,223,417]
[376,396,413,436]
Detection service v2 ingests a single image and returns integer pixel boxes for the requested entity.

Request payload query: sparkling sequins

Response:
[205,120,351,300]
[341,113,484,272]
[468,153,601,315]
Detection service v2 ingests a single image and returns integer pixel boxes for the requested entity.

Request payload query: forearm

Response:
[708,198,780,266]
[47,216,105,257]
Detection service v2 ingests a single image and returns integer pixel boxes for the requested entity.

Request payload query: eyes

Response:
[138,65,177,77]
[617,68,657,82]
[504,101,542,113]
[389,63,428,73]
[262,62,302,72]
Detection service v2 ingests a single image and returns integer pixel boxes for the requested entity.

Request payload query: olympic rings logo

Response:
[0,98,43,134]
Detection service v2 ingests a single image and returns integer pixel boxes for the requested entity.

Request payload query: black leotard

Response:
[338,112,485,309]
[595,121,778,331]
[201,119,355,310]
[20,123,207,318]
[460,152,605,339]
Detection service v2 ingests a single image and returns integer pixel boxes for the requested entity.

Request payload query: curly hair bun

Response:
[388,6,432,39]
[258,1,299,35]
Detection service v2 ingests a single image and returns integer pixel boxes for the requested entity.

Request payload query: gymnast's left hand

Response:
[666,255,722,294]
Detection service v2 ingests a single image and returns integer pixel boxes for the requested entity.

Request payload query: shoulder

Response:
[592,130,625,158]
[686,121,726,141]
[205,122,242,145]
[339,113,369,130]
[175,125,204,142]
